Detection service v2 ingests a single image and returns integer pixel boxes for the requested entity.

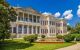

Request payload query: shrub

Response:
[23,34,38,44]
[41,35,45,38]
[63,34,75,42]
[56,35,63,39]
[70,34,80,41]
[76,35,80,41]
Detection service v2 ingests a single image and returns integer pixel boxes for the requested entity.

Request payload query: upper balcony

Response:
[15,12,41,26]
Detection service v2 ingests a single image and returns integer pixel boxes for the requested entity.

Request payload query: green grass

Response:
[0,39,75,50]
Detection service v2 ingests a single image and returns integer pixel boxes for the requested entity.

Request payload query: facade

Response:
[10,7,67,38]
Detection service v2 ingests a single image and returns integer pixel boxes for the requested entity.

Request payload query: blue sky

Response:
[6,0,80,27]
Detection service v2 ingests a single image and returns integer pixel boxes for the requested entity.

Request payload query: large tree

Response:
[75,23,80,34]
[67,25,72,31]
[0,0,16,41]
[69,22,80,34]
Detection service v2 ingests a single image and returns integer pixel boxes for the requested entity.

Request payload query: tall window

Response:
[29,26,32,34]
[33,15,36,23]
[52,21,55,25]
[18,12,23,21]
[37,27,40,34]
[24,25,27,34]
[18,17,23,21]
[50,21,52,25]
[37,16,40,23]
[33,26,36,34]
[29,14,32,22]
[18,25,22,34]
[24,13,28,22]
[13,27,16,33]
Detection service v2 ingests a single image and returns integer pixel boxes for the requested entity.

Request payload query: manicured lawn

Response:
[0,39,75,50]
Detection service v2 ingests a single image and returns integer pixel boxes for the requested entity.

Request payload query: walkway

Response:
[56,43,80,50]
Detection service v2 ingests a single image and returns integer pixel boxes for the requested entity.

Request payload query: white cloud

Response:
[63,10,73,20]
[54,12,61,17]
[64,14,73,20]
[42,12,52,16]
[78,5,80,9]
[63,10,72,16]
[77,5,80,17]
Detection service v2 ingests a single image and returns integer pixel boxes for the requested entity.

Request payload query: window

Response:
[33,15,36,23]
[37,27,40,34]
[37,16,40,23]
[13,27,16,33]
[50,21,52,25]
[18,25,22,34]
[50,29,51,33]
[18,12,23,21]
[33,26,36,34]
[29,14,32,22]
[24,13,28,22]
[24,26,27,34]
[52,21,55,25]
[18,17,23,21]
[24,17,28,22]
[29,26,32,34]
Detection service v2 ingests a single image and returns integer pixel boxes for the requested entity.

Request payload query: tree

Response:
[0,0,16,41]
[67,25,72,31]
[75,23,80,34]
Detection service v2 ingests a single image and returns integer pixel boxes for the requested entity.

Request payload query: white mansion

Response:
[10,7,67,38]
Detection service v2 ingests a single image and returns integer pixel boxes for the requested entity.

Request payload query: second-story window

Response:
[37,16,40,23]
[50,21,52,25]
[29,14,32,22]
[33,15,36,23]
[18,12,23,21]
[24,13,28,22]
[18,17,23,21]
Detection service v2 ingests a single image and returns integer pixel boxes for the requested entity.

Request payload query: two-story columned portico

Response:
[10,7,67,38]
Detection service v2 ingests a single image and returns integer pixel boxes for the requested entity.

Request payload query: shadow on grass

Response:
[0,40,34,50]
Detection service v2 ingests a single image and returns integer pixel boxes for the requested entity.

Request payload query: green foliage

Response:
[63,34,75,42]
[76,35,80,41]
[23,34,38,43]
[56,35,63,39]
[69,34,80,41]
[70,22,80,34]
[41,35,45,38]
[0,1,17,41]
[67,25,72,31]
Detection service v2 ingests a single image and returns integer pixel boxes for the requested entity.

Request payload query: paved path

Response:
[56,43,80,50]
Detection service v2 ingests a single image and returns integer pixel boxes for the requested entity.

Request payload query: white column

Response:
[32,26,33,34]
[22,25,24,34]
[39,26,41,37]
[16,25,18,38]
[27,25,29,34]
[17,16,18,21]
[36,16,37,23]
[28,13,29,22]
[48,20,50,37]
[17,12,19,21]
